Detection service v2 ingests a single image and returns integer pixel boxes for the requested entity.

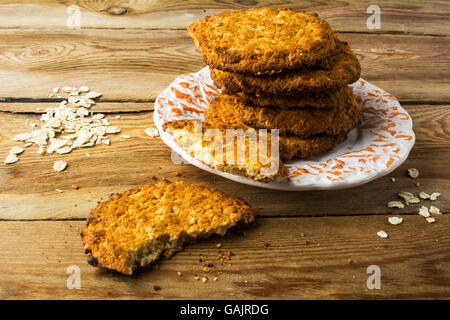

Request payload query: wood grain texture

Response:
[0,105,448,220]
[0,1,449,36]
[0,216,448,299]
[0,30,448,103]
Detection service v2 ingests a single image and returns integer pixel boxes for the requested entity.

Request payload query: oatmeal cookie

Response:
[188,8,338,74]
[210,41,360,95]
[81,181,254,275]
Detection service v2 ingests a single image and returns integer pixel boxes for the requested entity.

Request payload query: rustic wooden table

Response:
[0,1,449,300]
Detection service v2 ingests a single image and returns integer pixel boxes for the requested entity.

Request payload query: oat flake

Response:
[388,217,403,225]
[53,160,67,172]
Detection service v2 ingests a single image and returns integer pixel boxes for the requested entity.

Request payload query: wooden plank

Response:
[0,30,448,104]
[0,1,449,36]
[0,105,448,220]
[0,101,154,113]
[0,216,448,299]
[0,29,203,102]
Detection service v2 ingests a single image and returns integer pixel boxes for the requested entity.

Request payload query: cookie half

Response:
[81,181,254,275]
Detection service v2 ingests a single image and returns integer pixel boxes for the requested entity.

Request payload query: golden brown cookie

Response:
[187,8,338,74]
[233,86,354,109]
[210,41,361,95]
[81,181,254,275]
[205,93,361,137]
[279,133,347,161]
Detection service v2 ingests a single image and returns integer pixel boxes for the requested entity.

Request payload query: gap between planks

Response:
[1,101,450,115]
[0,210,447,222]
[0,27,447,38]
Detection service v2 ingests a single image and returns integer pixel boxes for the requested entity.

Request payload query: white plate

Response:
[154,67,415,191]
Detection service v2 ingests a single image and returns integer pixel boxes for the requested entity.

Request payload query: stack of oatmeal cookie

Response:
[187,8,361,163]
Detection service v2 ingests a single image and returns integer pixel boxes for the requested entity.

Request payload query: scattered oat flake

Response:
[55,188,63,193]
[53,160,67,172]
[24,142,33,148]
[388,217,403,225]
[397,191,414,204]
[106,126,121,134]
[9,146,24,155]
[408,197,420,204]
[377,230,388,238]
[14,133,32,141]
[62,86,77,93]
[4,154,19,164]
[388,201,405,209]
[120,134,130,139]
[418,206,430,218]
[79,86,89,92]
[56,147,72,154]
[7,87,120,166]
[116,115,121,119]
[52,87,59,93]
[408,168,419,179]
[426,217,436,224]
[86,91,102,99]
[430,193,441,201]
[145,127,159,137]
[429,205,441,215]
[201,276,208,283]
[419,192,431,200]
[397,191,413,198]
[390,177,396,182]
